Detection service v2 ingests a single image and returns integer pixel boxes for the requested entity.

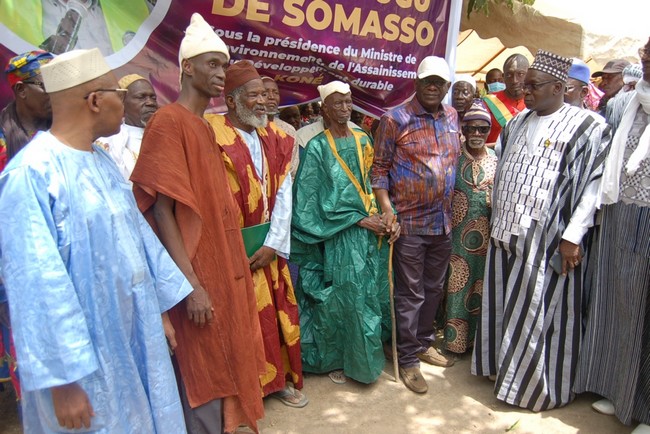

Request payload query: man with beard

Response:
[472,50,610,411]
[483,54,529,145]
[372,56,460,394]
[205,61,306,409]
[444,102,497,355]
[130,14,265,434]
[97,74,158,182]
[292,80,399,386]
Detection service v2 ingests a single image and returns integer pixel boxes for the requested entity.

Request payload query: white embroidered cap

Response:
[41,48,111,93]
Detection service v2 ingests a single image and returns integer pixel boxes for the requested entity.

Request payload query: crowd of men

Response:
[0,10,648,434]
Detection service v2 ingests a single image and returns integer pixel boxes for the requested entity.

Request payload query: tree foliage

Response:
[467,0,536,19]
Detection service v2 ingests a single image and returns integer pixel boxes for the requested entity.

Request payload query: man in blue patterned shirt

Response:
[371,56,461,394]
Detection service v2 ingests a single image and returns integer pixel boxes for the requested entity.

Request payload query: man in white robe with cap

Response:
[131,13,265,434]
[0,47,191,433]
[97,73,158,182]
[291,81,400,385]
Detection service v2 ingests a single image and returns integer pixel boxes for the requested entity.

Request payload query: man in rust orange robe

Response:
[130,14,265,433]
[206,61,306,408]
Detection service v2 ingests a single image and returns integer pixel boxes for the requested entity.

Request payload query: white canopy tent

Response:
[456,0,646,84]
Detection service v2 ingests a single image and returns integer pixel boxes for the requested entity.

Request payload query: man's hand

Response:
[559,239,582,275]
[161,312,177,351]
[249,246,276,271]
[185,285,213,328]
[358,214,386,236]
[51,383,95,430]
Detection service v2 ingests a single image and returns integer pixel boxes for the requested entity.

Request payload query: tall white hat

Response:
[179,13,230,69]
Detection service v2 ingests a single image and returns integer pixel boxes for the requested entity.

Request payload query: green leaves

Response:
[467,0,536,19]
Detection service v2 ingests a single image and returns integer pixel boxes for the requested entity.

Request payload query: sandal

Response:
[328,370,347,384]
[270,386,309,408]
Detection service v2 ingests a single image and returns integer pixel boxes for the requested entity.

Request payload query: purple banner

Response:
[0,0,451,116]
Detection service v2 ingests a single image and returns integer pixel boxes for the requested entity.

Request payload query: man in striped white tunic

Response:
[574,38,650,432]
[472,50,610,411]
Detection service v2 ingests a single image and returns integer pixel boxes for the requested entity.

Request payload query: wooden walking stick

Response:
[388,216,399,382]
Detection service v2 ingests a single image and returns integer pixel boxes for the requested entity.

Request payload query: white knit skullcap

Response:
[179,13,230,69]
[317,81,350,103]
[454,74,477,91]
[41,48,110,93]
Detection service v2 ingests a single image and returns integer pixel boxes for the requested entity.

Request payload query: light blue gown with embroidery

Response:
[0,131,191,433]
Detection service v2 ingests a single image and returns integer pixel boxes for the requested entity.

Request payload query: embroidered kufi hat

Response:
[529,49,572,82]
[41,48,111,93]
[118,73,147,89]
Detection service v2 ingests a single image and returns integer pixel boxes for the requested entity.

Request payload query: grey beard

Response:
[235,99,268,129]
[467,138,486,149]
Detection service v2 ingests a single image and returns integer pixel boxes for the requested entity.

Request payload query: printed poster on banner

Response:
[0,0,451,117]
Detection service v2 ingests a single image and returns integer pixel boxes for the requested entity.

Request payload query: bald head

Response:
[503,54,530,99]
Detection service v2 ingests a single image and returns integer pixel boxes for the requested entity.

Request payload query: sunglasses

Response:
[462,125,490,135]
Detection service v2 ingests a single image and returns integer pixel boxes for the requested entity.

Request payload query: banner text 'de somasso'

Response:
[0,1,451,116]
[209,0,450,115]
[212,0,436,47]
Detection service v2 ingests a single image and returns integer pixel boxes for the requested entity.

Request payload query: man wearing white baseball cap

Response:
[0,47,191,432]
[371,56,461,393]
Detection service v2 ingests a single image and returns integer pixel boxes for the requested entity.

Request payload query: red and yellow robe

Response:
[206,115,303,395]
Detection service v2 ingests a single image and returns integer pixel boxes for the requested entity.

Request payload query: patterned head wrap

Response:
[5,50,54,87]
[463,101,491,125]
[529,49,572,82]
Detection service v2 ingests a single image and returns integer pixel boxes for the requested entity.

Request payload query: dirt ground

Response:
[259,355,632,434]
[1,356,633,433]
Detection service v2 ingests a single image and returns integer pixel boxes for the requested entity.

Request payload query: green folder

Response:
[241,222,271,257]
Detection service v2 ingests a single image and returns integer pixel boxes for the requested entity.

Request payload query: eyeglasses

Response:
[419,77,448,88]
[462,125,491,135]
[22,80,45,91]
[84,88,128,101]
[522,81,556,92]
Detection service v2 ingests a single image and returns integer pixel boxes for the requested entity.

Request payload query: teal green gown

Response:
[291,129,390,383]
